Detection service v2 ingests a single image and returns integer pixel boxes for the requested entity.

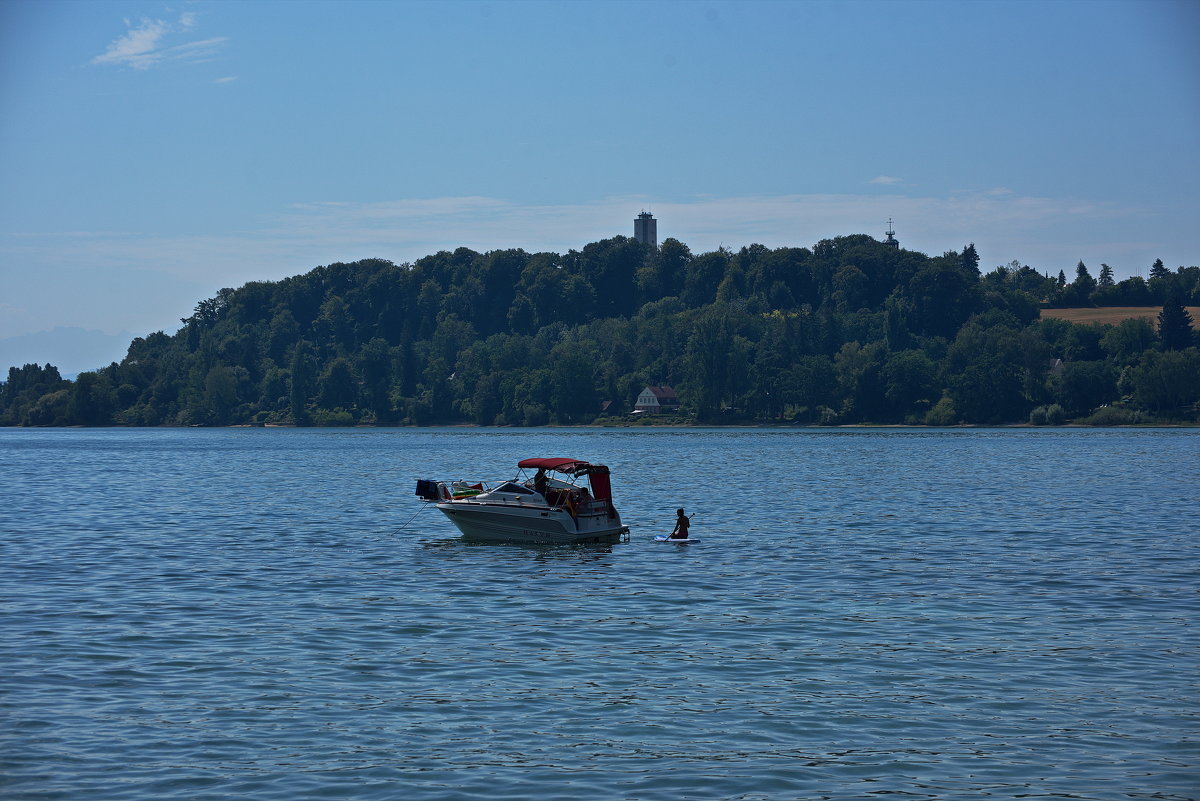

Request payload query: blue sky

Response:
[1,0,1198,369]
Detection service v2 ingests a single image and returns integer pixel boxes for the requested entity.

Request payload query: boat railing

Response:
[440,482,612,516]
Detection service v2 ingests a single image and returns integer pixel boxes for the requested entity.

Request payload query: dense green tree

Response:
[905,258,981,338]
[477,250,527,335]
[1092,264,1119,305]
[1066,260,1097,305]
[470,373,503,426]
[1180,266,1200,304]
[637,238,691,302]
[780,356,837,417]
[506,294,537,336]
[183,293,227,330]
[289,340,317,425]
[1101,318,1156,365]
[881,349,938,420]
[578,237,647,319]
[1113,275,1153,306]
[1056,361,1117,416]
[684,307,736,422]
[70,371,114,426]
[944,313,1031,423]
[314,296,354,356]
[1158,286,1195,351]
[961,243,980,275]
[357,338,394,421]
[203,365,240,424]
[430,315,478,366]
[1062,323,1106,362]
[1074,261,1095,291]
[834,341,887,422]
[24,389,72,426]
[549,344,598,424]
[657,238,692,299]
[949,358,1026,423]
[681,250,729,308]
[1,364,67,424]
[715,263,747,303]
[1129,349,1200,413]
[317,357,358,413]
[3,233,1196,428]
[259,366,290,411]
[832,265,869,311]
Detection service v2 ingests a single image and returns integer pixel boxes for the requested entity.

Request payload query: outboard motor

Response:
[415,479,441,501]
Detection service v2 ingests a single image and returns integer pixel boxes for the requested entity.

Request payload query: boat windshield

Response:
[495,481,536,495]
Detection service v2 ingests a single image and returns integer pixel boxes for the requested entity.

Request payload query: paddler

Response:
[669,508,692,540]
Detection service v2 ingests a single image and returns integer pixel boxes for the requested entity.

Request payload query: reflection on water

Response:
[420,536,620,561]
[2,427,1197,801]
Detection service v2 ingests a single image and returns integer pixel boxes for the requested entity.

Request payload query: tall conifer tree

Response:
[1158,287,1195,351]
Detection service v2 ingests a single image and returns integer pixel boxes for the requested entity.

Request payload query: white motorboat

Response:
[416,458,630,544]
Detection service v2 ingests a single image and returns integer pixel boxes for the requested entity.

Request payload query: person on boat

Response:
[533,468,548,498]
[670,508,692,540]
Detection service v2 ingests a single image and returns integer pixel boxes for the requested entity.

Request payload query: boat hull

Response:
[436,501,628,545]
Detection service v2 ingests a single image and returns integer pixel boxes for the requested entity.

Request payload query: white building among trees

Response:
[634,386,679,414]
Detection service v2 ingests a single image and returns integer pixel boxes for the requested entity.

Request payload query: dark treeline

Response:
[3,235,1199,427]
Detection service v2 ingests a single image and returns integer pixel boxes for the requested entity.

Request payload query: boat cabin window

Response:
[496,482,536,495]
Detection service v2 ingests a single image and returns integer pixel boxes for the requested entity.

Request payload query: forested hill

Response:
[3,234,1199,427]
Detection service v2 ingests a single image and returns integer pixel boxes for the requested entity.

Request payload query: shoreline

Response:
[4,420,1198,430]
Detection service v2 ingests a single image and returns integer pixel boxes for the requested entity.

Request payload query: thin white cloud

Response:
[168,37,229,61]
[870,175,902,185]
[91,18,170,69]
[214,76,238,84]
[91,14,226,70]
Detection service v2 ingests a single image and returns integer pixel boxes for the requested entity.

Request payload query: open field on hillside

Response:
[1040,306,1200,329]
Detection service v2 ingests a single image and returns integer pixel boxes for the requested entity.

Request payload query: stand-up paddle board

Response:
[654,535,699,543]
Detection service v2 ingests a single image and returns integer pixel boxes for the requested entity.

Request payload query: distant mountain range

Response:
[0,327,136,379]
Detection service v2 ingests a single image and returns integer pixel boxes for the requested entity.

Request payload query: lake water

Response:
[2,427,1197,801]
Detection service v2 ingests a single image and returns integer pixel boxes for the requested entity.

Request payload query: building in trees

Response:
[634,211,657,249]
[634,386,678,414]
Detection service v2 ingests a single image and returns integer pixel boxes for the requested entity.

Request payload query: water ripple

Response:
[2,428,1197,800]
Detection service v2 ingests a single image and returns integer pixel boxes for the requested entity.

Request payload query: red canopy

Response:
[518,457,614,504]
[517,457,591,473]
